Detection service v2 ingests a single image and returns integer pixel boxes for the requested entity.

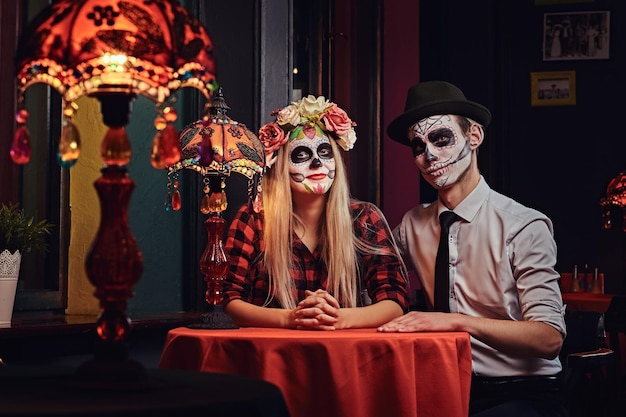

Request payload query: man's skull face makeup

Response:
[408,114,472,189]
[288,133,336,194]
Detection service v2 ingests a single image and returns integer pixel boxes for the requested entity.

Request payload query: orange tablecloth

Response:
[561,292,614,313]
[159,327,472,417]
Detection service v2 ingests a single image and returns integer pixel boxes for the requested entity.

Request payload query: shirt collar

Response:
[437,176,489,223]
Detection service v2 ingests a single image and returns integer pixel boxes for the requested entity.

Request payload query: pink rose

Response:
[258,122,287,154]
[276,104,301,127]
[321,104,352,136]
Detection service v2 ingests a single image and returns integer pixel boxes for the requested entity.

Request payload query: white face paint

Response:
[288,132,336,195]
[407,114,472,189]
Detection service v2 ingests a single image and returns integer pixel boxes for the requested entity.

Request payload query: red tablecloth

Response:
[561,292,614,313]
[159,327,472,417]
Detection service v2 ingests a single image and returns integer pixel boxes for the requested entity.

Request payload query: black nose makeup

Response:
[425,146,437,162]
[310,158,322,168]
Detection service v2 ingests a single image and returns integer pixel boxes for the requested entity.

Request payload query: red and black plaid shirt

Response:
[223,201,408,311]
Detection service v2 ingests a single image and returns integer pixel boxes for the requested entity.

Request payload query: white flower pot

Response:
[0,249,21,328]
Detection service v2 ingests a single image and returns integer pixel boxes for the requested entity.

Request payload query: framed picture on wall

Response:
[543,11,610,61]
[530,71,576,106]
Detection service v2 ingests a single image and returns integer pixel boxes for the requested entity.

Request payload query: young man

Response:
[379,81,567,416]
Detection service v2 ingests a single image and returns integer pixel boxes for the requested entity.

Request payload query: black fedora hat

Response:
[387,81,491,146]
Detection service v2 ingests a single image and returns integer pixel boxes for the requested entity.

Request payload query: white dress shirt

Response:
[394,176,566,377]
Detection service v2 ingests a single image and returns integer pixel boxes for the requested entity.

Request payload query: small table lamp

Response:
[12,0,216,380]
[600,171,626,231]
[167,88,265,329]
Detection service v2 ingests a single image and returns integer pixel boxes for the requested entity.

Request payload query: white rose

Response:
[298,95,330,118]
[335,127,357,151]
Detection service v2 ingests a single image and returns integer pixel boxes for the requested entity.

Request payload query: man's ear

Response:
[469,124,485,149]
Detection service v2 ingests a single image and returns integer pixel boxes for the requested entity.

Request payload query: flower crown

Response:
[258,95,357,167]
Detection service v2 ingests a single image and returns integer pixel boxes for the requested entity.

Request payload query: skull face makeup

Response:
[408,114,472,189]
[288,126,336,195]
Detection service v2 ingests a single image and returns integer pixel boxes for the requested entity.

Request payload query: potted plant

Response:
[0,202,53,327]
[0,202,53,255]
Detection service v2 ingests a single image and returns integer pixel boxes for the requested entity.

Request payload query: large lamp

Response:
[13,0,216,379]
[167,88,265,329]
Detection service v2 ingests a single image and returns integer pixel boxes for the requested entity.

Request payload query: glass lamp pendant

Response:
[58,118,81,168]
[151,107,181,169]
[10,110,31,165]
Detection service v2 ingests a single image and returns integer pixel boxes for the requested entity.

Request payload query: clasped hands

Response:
[293,289,339,330]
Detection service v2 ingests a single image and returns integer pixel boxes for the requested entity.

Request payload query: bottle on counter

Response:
[590,267,603,294]
[570,264,582,293]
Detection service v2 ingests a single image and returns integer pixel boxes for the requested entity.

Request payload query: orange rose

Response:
[258,122,287,154]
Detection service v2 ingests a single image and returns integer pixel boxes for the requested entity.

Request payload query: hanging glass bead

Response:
[199,179,210,214]
[172,181,181,211]
[11,126,32,165]
[150,131,166,169]
[63,102,79,119]
[163,106,178,123]
[57,118,81,168]
[208,190,227,213]
[253,191,263,213]
[160,123,181,165]
[171,189,182,211]
[151,116,167,169]
[165,174,174,212]
[165,192,173,212]
[15,109,28,124]
[11,110,31,165]
[200,193,211,214]
[154,115,167,131]
[101,126,132,165]
[150,112,181,168]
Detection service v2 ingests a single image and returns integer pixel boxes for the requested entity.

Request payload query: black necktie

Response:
[434,211,459,312]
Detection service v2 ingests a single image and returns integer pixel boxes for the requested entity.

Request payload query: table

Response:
[159,327,473,417]
[561,292,615,313]
[561,292,626,380]
[0,312,199,367]
[0,365,290,416]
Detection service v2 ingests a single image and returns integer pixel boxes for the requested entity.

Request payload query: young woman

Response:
[222,95,408,330]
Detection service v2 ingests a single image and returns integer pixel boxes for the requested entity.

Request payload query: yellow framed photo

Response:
[530,71,576,106]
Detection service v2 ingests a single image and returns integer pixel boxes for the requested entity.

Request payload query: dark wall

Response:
[419,0,626,291]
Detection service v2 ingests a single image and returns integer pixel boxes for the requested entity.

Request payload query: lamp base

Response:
[72,342,158,389]
[188,304,238,329]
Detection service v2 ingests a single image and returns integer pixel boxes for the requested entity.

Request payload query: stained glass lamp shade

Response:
[167,89,265,328]
[13,0,216,378]
[601,171,626,231]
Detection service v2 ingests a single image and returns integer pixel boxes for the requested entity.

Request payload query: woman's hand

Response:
[294,289,340,330]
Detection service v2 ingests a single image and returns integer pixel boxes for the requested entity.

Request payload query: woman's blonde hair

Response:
[262,138,400,309]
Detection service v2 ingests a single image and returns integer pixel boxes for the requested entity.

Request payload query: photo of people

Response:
[531,71,576,107]
[543,11,610,61]
[537,78,569,100]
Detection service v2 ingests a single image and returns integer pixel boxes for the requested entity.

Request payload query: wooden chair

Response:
[561,310,619,417]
